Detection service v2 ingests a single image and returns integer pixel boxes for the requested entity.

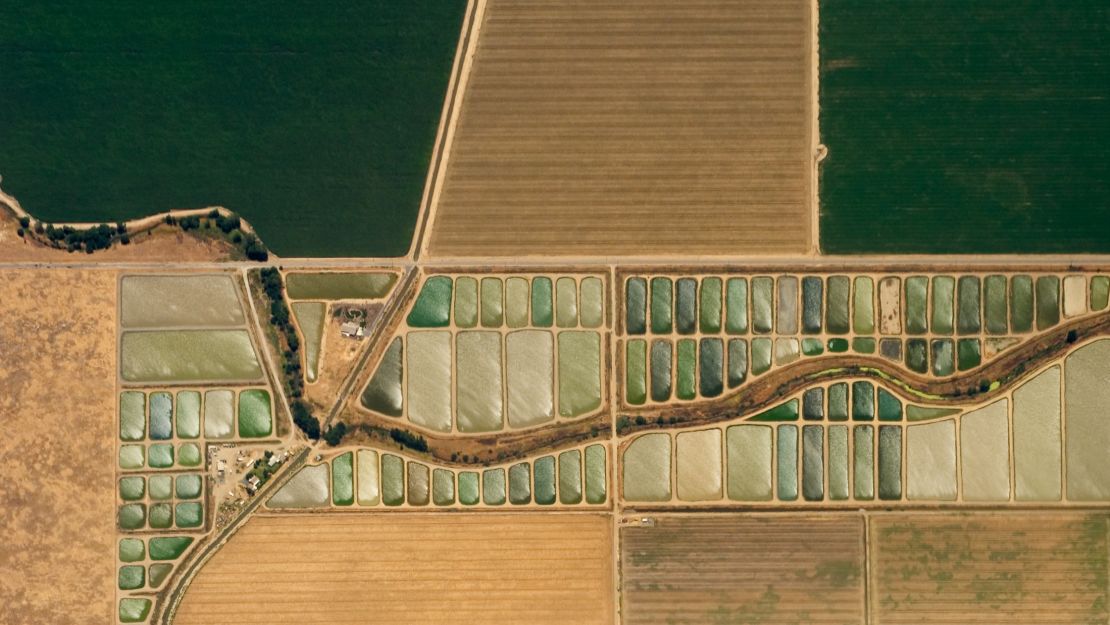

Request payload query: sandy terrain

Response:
[0,269,118,624]
[423,0,814,257]
[174,512,614,625]
[870,512,1109,624]
[621,514,864,624]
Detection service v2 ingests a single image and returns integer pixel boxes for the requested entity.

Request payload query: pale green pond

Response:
[237,389,272,438]
[650,277,672,334]
[204,390,234,439]
[480,277,503,327]
[534,456,556,505]
[119,598,151,623]
[776,276,798,334]
[751,277,773,334]
[149,475,172,500]
[407,462,430,506]
[725,278,748,334]
[505,331,553,428]
[580,277,604,328]
[119,477,145,501]
[700,277,722,333]
[625,339,647,405]
[556,277,578,328]
[558,331,601,417]
[802,425,823,501]
[878,426,902,500]
[357,450,380,505]
[406,331,451,432]
[960,400,1010,501]
[178,443,202,467]
[176,474,202,499]
[931,276,954,334]
[175,502,202,528]
[456,331,503,432]
[121,275,244,328]
[119,538,144,562]
[776,425,798,501]
[121,330,262,382]
[853,277,874,334]
[726,424,772,501]
[458,471,480,505]
[433,468,455,505]
[292,302,325,383]
[332,452,354,506]
[118,565,144,590]
[623,433,670,502]
[149,444,174,468]
[285,272,396,300]
[483,468,506,505]
[905,276,928,334]
[676,429,722,502]
[267,464,329,509]
[119,391,145,441]
[453,277,478,328]
[176,391,200,438]
[147,503,169,529]
[382,454,405,506]
[829,425,849,500]
[826,276,850,334]
[585,444,607,504]
[119,445,145,469]
[361,338,403,417]
[559,450,582,504]
[505,277,529,328]
[509,463,531,504]
[854,425,874,500]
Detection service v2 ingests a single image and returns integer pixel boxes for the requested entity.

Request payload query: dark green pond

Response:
[820,2,1110,254]
[1,1,465,257]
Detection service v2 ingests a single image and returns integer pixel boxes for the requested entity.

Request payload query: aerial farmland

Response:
[2,1,1110,625]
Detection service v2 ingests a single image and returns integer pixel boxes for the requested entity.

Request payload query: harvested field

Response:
[870,513,1109,625]
[425,0,813,257]
[621,514,864,625]
[175,513,614,625]
[0,269,117,625]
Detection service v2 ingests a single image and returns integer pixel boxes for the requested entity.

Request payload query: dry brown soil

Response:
[174,512,614,625]
[425,0,813,257]
[0,269,118,624]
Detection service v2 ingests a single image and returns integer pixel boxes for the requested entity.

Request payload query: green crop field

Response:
[820,1,1110,254]
[0,1,465,257]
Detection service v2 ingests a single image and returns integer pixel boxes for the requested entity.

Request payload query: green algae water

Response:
[820,2,1110,254]
[0,2,467,257]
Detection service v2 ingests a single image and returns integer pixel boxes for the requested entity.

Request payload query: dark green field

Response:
[820,1,1110,254]
[1,1,465,257]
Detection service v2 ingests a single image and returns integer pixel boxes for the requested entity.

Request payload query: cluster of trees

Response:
[165,210,268,261]
[389,428,428,452]
[21,217,129,253]
[616,414,680,434]
[324,422,348,446]
[259,267,320,440]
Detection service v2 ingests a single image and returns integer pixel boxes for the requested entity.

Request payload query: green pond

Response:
[931,276,955,335]
[803,388,824,421]
[119,392,146,441]
[584,445,607,504]
[776,425,798,501]
[853,277,874,334]
[119,538,145,562]
[433,468,455,505]
[118,504,146,530]
[556,278,578,328]
[119,477,145,501]
[931,339,955,376]
[751,338,771,375]
[292,302,325,383]
[829,426,849,500]
[505,331,554,428]
[121,275,244,328]
[482,468,506,505]
[407,462,430,506]
[726,424,772,501]
[382,455,405,506]
[960,400,1010,502]
[750,399,798,422]
[906,405,960,422]
[458,471,480,506]
[481,278,503,328]
[149,444,174,468]
[877,389,902,421]
[406,331,452,432]
[905,339,928,374]
[119,445,145,470]
[149,536,194,561]
[826,276,850,334]
[802,276,823,334]
[357,450,380,505]
[828,383,848,421]
[957,339,981,371]
[1013,366,1062,501]
[853,425,874,500]
[626,340,647,405]
[751,277,773,334]
[149,503,172,529]
[1,2,467,257]
[149,563,173,589]
[455,331,503,432]
[149,476,172,500]
[1036,275,1060,330]
[407,277,452,328]
[237,389,272,438]
[559,450,583,504]
[505,278,529,328]
[878,426,902,500]
[727,339,747,388]
[176,391,201,438]
[118,565,144,591]
[852,337,875,354]
[267,464,330,509]
[725,278,748,334]
[1092,276,1110,311]
[332,452,354,506]
[984,275,1008,333]
[121,330,262,382]
[675,339,696,400]
[285,273,396,300]
[362,338,403,417]
[534,456,557,505]
[149,392,173,440]
[1010,275,1034,332]
[777,276,798,335]
[178,443,202,467]
[802,425,824,501]
[625,278,647,335]
[557,332,601,417]
[509,463,532,505]
[650,278,672,334]
[699,277,722,333]
[851,382,873,421]
[698,338,723,398]
[176,475,203,499]
[905,276,928,334]
[957,276,981,335]
[675,278,697,335]
[119,598,151,623]
[531,277,554,328]
[650,340,672,401]
[676,430,722,502]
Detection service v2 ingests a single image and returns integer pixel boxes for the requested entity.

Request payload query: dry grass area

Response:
[870,513,1109,625]
[175,513,614,625]
[0,269,117,624]
[305,304,383,413]
[426,0,813,257]
[621,514,864,625]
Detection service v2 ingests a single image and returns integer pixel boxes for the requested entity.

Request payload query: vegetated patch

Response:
[621,514,864,625]
[253,267,318,439]
[1,2,466,257]
[870,513,1109,624]
[174,514,614,625]
[820,2,1110,253]
[426,0,813,257]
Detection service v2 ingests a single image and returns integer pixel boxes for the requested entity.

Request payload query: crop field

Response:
[424,0,814,257]
[0,270,118,625]
[621,514,865,625]
[819,2,1110,254]
[174,513,614,625]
